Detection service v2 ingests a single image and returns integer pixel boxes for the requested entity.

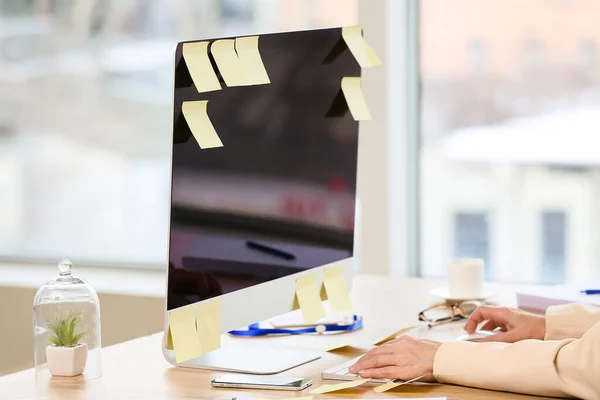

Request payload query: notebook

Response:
[516,283,600,312]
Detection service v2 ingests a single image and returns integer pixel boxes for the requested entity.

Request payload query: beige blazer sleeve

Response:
[433,304,600,399]
[545,303,600,340]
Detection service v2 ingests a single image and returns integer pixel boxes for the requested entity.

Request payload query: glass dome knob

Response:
[57,259,72,275]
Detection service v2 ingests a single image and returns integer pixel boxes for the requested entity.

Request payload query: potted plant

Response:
[45,312,88,377]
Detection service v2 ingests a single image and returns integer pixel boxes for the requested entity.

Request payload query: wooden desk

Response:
[0,275,559,400]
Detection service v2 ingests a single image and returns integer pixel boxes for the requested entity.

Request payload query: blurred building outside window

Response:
[9,0,598,286]
[419,0,600,284]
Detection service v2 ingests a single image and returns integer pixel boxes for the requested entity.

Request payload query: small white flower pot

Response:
[46,343,88,377]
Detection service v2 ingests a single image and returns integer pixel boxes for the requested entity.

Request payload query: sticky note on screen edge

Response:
[295,273,326,323]
[195,298,221,355]
[235,36,270,85]
[166,327,173,350]
[181,100,223,149]
[323,265,353,312]
[169,306,203,363]
[341,77,371,121]
[211,39,247,87]
[182,41,222,93]
[309,378,370,394]
[342,25,381,67]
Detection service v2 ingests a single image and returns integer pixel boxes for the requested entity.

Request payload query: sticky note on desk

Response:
[182,41,221,93]
[294,273,326,323]
[322,343,351,352]
[373,373,429,393]
[195,298,221,354]
[280,397,313,400]
[341,77,371,121]
[310,378,370,394]
[323,265,353,312]
[235,36,270,85]
[181,100,223,149]
[169,306,203,363]
[342,25,381,67]
[232,397,314,400]
[373,325,417,346]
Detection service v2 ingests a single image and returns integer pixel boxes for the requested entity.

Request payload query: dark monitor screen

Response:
[167,27,360,311]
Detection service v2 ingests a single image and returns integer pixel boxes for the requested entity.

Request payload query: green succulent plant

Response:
[47,312,86,347]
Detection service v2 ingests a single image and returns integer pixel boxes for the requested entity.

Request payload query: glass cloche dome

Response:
[33,259,102,380]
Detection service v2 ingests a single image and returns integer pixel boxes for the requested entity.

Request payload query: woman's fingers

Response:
[464,306,509,334]
[357,366,402,379]
[381,334,414,346]
[350,352,400,373]
[480,319,503,332]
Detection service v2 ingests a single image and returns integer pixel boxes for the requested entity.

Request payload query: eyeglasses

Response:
[418,300,484,327]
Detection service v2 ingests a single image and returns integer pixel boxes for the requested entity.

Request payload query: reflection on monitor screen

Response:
[167,27,360,311]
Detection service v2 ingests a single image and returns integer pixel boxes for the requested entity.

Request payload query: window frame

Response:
[386,0,421,277]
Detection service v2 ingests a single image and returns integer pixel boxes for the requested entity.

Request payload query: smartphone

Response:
[211,374,312,391]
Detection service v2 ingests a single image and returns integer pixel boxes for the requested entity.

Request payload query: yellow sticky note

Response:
[280,397,313,400]
[182,41,222,93]
[181,100,223,149]
[373,373,429,393]
[195,299,221,355]
[373,325,417,346]
[342,26,381,67]
[323,266,353,312]
[279,396,313,400]
[235,36,270,85]
[295,273,326,323]
[341,77,371,121]
[165,327,173,350]
[310,378,370,394]
[210,39,247,87]
[373,380,400,393]
[322,343,352,352]
[169,306,203,363]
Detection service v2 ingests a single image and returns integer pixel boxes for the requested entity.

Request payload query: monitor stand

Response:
[182,346,322,375]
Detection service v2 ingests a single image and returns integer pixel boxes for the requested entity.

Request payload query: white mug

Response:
[447,258,484,299]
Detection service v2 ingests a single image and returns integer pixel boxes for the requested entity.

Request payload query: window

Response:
[468,39,487,75]
[579,40,598,79]
[540,211,567,284]
[523,39,544,71]
[419,0,600,283]
[220,0,255,21]
[453,212,492,280]
[0,0,358,268]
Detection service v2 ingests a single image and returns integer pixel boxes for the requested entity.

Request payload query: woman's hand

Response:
[465,306,546,342]
[348,335,442,382]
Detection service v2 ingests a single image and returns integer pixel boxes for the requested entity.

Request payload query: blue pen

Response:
[580,289,600,295]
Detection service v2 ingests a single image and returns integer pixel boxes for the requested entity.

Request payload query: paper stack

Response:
[517,283,600,312]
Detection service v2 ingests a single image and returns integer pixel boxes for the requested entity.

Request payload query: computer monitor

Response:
[162,26,361,374]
